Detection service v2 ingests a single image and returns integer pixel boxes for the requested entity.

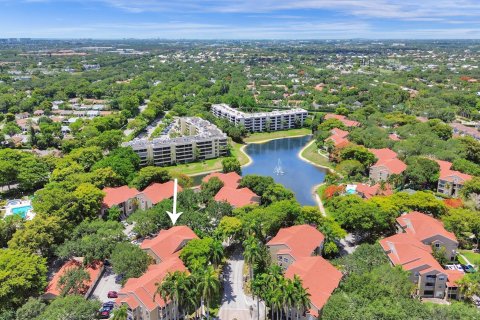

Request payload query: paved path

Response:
[89,266,122,303]
[218,250,265,320]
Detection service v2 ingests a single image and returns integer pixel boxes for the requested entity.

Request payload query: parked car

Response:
[462,264,476,273]
[97,307,111,319]
[107,291,118,298]
[103,301,115,311]
[454,264,464,272]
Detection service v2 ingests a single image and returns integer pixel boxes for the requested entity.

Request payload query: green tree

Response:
[8,216,65,257]
[222,157,242,174]
[404,157,440,190]
[0,249,47,310]
[110,242,151,280]
[196,266,220,319]
[339,145,376,167]
[112,305,129,320]
[15,298,46,320]
[57,266,91,296]
[130,166,171,190]
[38,295,101,320]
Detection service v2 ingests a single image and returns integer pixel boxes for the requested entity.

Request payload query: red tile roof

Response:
[285,257,342,316]
[140,226,198,261]
[202,172,242,188]
[369,148,398,160]
[117,257,186,311]
[142,181,183,205]
[214,187,260,208]
[445,269,464,287]
[267,225,325,260]
[355,183,393,199]
[379,233,444,273]
[324,114,360,127]
[103,186,139,208]
[389,133,401,141]
[434,159,472,184]
[372,158,407,175]
[330,128,349,139]
[397,211,457,243]
[45,259,103,297]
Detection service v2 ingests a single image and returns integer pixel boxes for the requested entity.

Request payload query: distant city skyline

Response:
[1,0,480,39]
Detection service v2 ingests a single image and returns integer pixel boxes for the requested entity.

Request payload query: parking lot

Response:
[89,266,122,303]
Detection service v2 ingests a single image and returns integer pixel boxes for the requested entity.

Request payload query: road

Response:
[89,266,122,303]
[218,249,265,320]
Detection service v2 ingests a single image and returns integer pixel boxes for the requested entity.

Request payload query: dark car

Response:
[97,307,111,319]
[103,301,115,311]
[463,264,476,273]
[115,274,124,284]
[107,290,118,298]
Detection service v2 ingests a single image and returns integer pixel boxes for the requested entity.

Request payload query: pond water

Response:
[242,135,328,206]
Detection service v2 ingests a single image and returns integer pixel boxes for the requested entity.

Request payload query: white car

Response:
[454,264,464,272]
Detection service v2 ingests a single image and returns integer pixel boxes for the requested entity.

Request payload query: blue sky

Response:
[1,0,480,39]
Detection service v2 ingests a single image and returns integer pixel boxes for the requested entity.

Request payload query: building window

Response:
[438,276,445,281]
[435,243,440,248]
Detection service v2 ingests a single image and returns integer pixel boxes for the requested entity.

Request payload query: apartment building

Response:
[396,211,458,261]
[116,226,198,320]
[102,181,183,218]
[380,212,463,300]
[369,148,407,182]
[211,103,308,132]
[267,225,342,319]
[435,160,472,198]
[202,172,261,208]
[124,117,228,167]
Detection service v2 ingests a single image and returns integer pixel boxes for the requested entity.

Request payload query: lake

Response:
[242,135,328,206]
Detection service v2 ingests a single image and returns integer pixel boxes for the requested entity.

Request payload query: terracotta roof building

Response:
[43,258,104,300]
[324,114,360,127]
[354,182,393,199]
[267,225,340,318]
[380,233,462,300]
[202,172,260,208]
[116,257,187,320]
[202,171,241,188]
[117,226,197,320]
[214,187,260,208]
[434,159,472,198]
[369,148,406,182]
[140,226,198,264]
[285,257,342,318]
[396,211,458,261]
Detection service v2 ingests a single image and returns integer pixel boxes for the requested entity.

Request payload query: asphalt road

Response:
[218,249,265,320]
[89,266,122,303]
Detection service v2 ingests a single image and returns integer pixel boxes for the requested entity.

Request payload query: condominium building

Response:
[124,117,228,167]
[211,103,308,132]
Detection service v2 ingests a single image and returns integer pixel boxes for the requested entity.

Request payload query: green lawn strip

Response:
[300,140,334,169]
[243,128,311,143]
[459,250,480,267]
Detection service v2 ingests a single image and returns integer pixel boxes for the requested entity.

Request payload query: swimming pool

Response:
[11,205,32,219]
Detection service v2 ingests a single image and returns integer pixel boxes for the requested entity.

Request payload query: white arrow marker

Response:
[166,178,183,225]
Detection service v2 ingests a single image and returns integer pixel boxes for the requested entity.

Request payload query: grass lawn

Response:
[243,128,311,143]
[166,141,250,176]
[300,140,334,169]
[459,250,480,267]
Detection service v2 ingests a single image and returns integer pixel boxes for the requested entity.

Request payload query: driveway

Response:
[339,233,358,256]
[218,249,265,320]
[89,266,122,303]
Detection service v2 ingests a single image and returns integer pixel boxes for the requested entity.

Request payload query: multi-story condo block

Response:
[435,160,472,198]
[124,117,228,167]
[211,103,308,132]
[380,212,463,300]
[267,225,342,319]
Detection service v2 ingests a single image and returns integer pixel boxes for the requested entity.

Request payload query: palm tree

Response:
[112,305,128,320]
[243,236,261,280]
[196,266,220,319]
[210,240,224,267]
[154,271,190,320]
[283,279,296,320]
[292,275,311,320]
